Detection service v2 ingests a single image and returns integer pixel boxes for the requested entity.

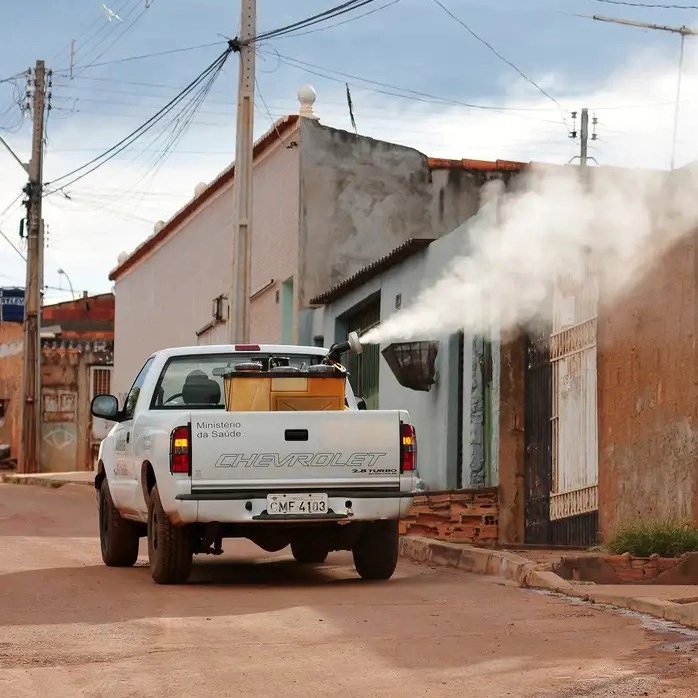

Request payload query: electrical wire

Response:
[73,0,158,77]
[247,0,381,44]
[53,41,224,75]
[429,0,568,127]
[265,0,402,40]
[593,0,698,8]
[45,45,233,193]
[0,227,25,261]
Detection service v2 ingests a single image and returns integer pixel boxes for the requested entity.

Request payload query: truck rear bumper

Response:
[171,490,414,524]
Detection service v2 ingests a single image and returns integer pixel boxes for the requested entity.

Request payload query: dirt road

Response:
[1,483,697,697]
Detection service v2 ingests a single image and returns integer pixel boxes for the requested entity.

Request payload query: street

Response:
[1,484,697,698]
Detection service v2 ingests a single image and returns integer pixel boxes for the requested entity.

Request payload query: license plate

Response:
[266,493,329,515]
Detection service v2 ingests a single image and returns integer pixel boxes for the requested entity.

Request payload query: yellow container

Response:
[223,373,346,412]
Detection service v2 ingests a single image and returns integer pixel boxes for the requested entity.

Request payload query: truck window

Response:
[150,353,325,410]
[122,356,155,420]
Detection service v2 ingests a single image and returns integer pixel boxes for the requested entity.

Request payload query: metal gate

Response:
[549,267,599,546]
[345,297,381,409]
[524,325,553,544]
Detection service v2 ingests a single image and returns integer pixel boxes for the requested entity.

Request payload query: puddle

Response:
[529,587,698,651]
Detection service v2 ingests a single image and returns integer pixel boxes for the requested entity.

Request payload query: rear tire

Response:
[352,520,399,581]
[98,478,140,567]
[147,485,193,584]
[291,539,328,564]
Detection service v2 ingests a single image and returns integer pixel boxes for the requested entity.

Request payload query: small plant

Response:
[606,520,698,558]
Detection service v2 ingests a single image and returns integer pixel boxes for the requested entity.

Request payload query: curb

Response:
[398,535,698,630]
[1,474,93,489]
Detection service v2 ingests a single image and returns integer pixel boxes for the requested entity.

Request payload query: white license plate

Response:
[266,493,329,515]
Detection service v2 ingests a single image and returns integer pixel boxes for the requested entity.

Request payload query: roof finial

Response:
[298,84,318,120]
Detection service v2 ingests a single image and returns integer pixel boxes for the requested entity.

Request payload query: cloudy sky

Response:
[0,0,697,303]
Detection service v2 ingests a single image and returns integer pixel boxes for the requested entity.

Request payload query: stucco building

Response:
[0,292,114,472]
[109,89,514,400]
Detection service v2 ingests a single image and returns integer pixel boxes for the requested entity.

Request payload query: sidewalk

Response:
[1,471,94,488]
[399,536,698,631]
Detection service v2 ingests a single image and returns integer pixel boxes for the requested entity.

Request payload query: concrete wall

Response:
[298,118,516,308]
[597,234,698,538]
[298,120,435,308]
[113,132,300,400]
[0,322,23,458]
[319,213,500,490]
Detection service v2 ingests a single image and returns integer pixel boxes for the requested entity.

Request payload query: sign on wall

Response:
[0,287,25,323]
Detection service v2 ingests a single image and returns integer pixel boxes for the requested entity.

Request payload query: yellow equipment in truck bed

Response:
[223,370,347,412]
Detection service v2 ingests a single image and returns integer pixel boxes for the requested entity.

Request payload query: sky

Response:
[1,0,697,304]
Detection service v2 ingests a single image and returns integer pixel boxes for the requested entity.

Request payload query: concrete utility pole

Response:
[229,0,256,343]
[18,60,46,474]
[592,15,697,170]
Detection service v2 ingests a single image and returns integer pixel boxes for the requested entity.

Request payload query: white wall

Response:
[113,127,300,399]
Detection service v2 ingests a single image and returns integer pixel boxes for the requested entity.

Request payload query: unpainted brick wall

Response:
[597,235,698,539]
[400,488,499,543]
[0,322,23,458]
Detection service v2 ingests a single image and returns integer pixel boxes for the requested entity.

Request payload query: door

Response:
[524,325,553,544]
[344,297,381,410]
[110,357,154,513]
[549,266,599,546]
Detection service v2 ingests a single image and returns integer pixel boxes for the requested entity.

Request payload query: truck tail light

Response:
[170,425,191,474]
[400,423,416,472]
[234,344,260,351]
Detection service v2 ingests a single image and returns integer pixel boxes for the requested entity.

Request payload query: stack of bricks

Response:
[399,488,498,544]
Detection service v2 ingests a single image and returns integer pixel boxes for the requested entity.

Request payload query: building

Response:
[109,88,516,400]
[0,292,114,472]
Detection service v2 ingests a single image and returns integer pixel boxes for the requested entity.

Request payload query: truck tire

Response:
[147,485,193,585]
[352,520,399,581]
[99,478,140,567]
[291,540,328,564]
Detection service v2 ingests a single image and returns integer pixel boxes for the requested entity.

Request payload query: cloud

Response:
[0,35,695,303]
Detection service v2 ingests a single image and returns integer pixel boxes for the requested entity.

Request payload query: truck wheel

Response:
[352,520,399,581]
[147,485,193,585]
[98,478,140,567]
[291,540,328,564]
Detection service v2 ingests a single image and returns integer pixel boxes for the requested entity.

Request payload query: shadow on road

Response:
[0,554,434,627]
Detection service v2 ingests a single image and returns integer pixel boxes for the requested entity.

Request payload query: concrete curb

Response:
[398,535,698,630]
[1,474,93,489]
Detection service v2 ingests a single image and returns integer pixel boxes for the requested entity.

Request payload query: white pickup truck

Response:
[92,339,418,585]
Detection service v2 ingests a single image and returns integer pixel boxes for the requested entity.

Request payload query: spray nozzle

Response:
[325,331,363,363]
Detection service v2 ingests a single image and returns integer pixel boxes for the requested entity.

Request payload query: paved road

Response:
[1,483,697,698]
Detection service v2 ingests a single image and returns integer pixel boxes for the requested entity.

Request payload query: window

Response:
[150,352,324,410]
[91,367,112,399]
[122,357,155,420]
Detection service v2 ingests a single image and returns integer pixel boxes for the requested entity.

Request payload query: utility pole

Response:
[18,60,46,474]
[229,0,256,344]
[591,15,697,170]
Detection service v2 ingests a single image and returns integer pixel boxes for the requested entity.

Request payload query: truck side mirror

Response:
[355,396,367,411]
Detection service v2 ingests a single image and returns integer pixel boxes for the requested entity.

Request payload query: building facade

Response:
[109,94,520,400]
[0,292,114,472]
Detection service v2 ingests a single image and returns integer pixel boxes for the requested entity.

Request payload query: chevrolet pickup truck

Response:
[91,337,418,585]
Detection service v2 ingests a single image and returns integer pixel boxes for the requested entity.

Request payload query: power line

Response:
[0,226,25,261]
[53,41,224,75]
[593,0,698,8]
[429,0,568,125]
[266,0,402,40]
[45,47,232,192]
[45,46,233,195]
[73,0,158,76]
[248,0,381,44]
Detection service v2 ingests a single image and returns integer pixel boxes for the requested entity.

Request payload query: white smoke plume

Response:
[361,162,698,345]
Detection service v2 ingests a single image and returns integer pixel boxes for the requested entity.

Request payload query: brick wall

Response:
[597,235,698,539]
[400,488,499,544]
[0,322,23,458]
